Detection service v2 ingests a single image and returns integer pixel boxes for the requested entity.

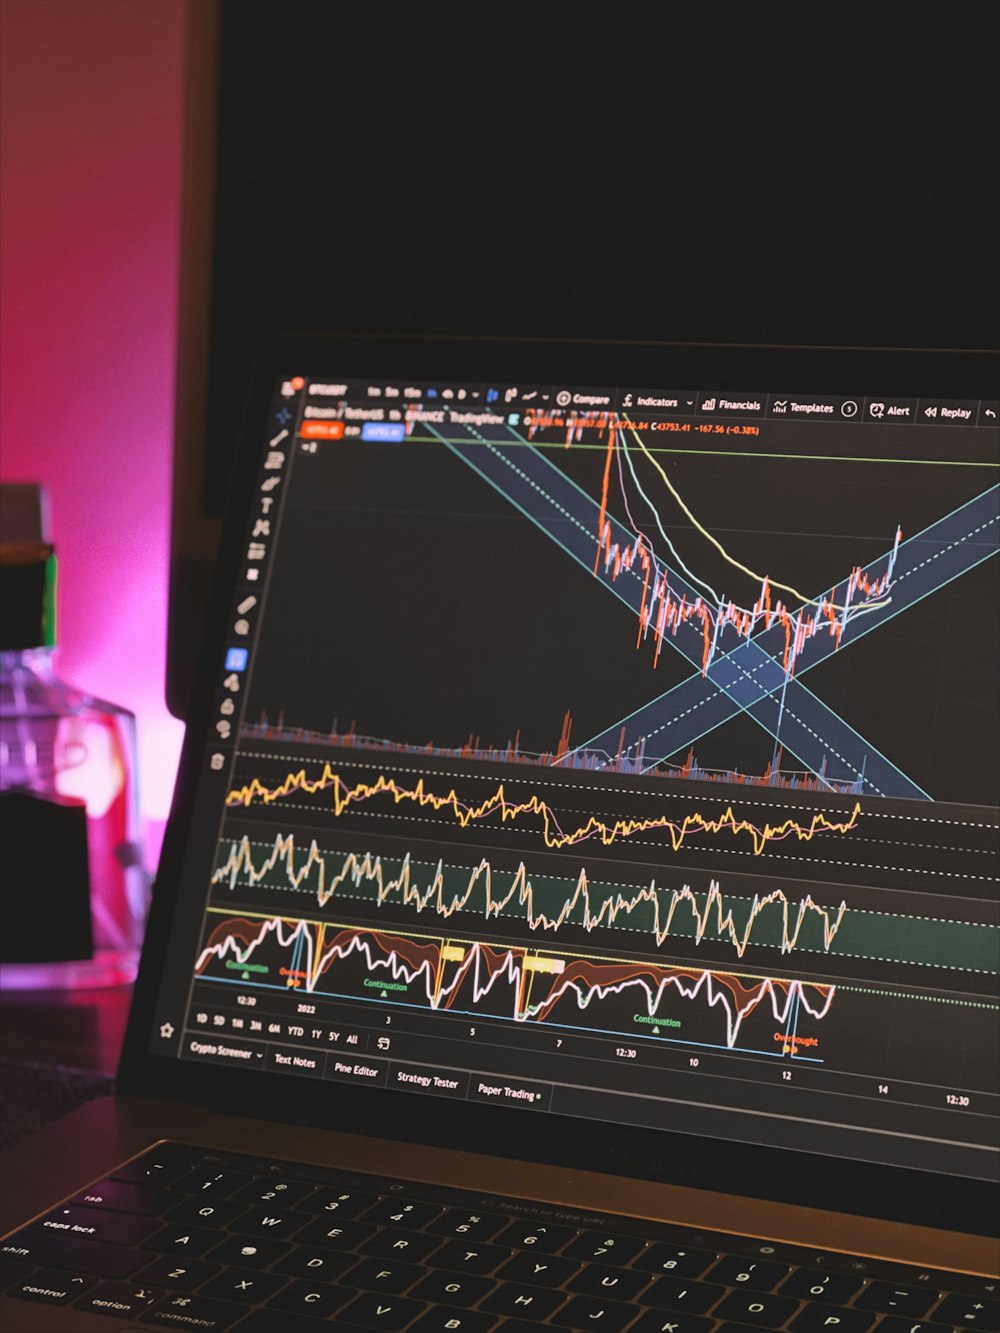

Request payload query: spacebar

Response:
[1,1231,144,1278]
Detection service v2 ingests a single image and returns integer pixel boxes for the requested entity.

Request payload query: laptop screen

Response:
[147,361,999,1185]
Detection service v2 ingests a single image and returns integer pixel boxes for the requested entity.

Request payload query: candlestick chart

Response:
[590,426,903,679]
[418,414,999,805]
[242,410,999,811]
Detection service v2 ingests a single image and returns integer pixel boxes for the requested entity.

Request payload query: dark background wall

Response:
[203,3,998,515]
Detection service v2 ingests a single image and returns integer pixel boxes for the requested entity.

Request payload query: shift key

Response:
[1,1230,145,1277]
[36,1204,159,1245]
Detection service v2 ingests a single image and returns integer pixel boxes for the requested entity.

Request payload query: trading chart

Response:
[157,375,1000,1174]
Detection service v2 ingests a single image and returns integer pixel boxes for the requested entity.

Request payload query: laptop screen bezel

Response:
[120,334,1000,1236]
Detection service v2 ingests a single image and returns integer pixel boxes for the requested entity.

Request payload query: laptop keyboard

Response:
[1,1143,996,1330]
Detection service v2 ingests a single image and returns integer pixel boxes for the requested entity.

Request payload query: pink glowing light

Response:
[1,0,188,866]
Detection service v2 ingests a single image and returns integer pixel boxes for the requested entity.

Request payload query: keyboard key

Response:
[779,1269,865,1304]
[110,1147,191,1187]
[634,1244,717,1278]
[7,1267,96,1304]
[718,1325,798,1333]
[273,1246,357,1281]
[360,1198,445,1230]
[497,1249,580,1286]
[231,1204,309,1238]
[707,1255,792,1291]
[564,1230,646,1264]
[163,1196,245,1229]
[343,1254,428,1294]
[552,1295,639,1330]
[480,1280,568,1319]
[410,1269,497,1305]
[0,1257,38,1290]
[74,1179,174,1216]
[631,1313,716,1333]
[790,1303,879,1333]
[143,1224,220,1256]
[568,1260,652,1301]
[205,1233,291,1267]
[133,1255,221,1291]
[931,1294,1000,1327]
[339,1288,430,1328]
[426,1208,508,1241]
[714,1289,800,1325]
[1,1231,144,1277]
[293,1215,377,1252]
[73,1279,162,1319]
[411,1308,499,1332]
[171,1167,254,1197]
[265,1278,354,1317]
[237,1312,351,1333]
[361,1227,444,1262]
[139,1292,244,1329]
[304,1185,380,1218]
[199,1267,288,1303]
[493,1219,576,1252]
[419,1238,509,1274]
[231,1176,316,1208]
[877,1322,943,1333]
[644,1276,726,1313]
[856,1282,939,1318]
[36,1203,159,1245]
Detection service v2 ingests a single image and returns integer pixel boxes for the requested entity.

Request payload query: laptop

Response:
[2,335,997,1330]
